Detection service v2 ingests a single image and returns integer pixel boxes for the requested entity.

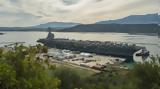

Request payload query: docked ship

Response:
[37,30,144,62]
[0,33,4,35]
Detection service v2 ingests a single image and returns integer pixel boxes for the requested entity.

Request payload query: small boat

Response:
[0,33,4,35]
[136,48,150,56]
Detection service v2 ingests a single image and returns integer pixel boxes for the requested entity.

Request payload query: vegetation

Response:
[0,45,159,89]
[0,45,59,89]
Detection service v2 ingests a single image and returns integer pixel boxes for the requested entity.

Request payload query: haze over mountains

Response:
[0,13,160,33]
[96,13,160,24]
[61,24,160,33]
[32,13,160,29]
[33,22,80,29]
[59,13,160,33]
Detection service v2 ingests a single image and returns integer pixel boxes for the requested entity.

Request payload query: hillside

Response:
[96,13,160,24]
[60,24,160,33]
[33,22,80,29]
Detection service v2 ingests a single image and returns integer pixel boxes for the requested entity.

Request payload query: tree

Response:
[53,67,83,89]
[0,48,3,57]
[0,45,60,89]
[130,56,160,89]
[0,61,17,89]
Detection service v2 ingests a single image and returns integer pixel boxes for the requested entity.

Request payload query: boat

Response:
[0,33,4,35]
[135,48,150,56]
[37,29,143,62]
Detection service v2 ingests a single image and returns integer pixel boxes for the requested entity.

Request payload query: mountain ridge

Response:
[33,22,81,29]
[60,24,160,33]
[32,13,160,29]
[96,13,160,24]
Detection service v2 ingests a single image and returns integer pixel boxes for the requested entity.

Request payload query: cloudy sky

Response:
[0,0,160,27]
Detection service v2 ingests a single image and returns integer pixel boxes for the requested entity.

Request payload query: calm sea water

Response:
[0,31,159,62]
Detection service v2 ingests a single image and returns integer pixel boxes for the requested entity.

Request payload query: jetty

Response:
[37,30,143,62]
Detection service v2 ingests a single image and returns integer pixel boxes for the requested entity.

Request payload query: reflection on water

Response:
[0,31,159,62]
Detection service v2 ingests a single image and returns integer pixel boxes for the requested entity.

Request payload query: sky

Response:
[0,0,160,27]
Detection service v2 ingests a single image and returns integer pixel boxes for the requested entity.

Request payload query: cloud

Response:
[0,0,159,26]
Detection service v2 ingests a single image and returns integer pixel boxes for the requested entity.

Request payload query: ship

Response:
[0,33,4,35]
[37,30,143,62]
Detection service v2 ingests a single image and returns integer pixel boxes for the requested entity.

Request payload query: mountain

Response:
[96,13,160,24]
[60,24,160,33]
[33,22,80,29]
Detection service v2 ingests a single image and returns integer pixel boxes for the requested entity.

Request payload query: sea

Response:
[0,31,159,64]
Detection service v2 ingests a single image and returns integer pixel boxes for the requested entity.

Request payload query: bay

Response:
[0,31,159,62]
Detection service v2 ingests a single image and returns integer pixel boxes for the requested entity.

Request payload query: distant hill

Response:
[0,13,160,33]
[60,24,160,33]
[96,13,160,24]
[33,22,80,29]
[1,24,159,33]
[0,27,47,31]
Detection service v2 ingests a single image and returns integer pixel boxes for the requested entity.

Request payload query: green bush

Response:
[0,45,59,89]
[0,61,17,89]
[52,67,83,89]
[130,56,160,89]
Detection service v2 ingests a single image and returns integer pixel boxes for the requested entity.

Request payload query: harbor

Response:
[47,48,125,70]
[37,48,128,72]
[0,31,158,72]
[0,31,158,65]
